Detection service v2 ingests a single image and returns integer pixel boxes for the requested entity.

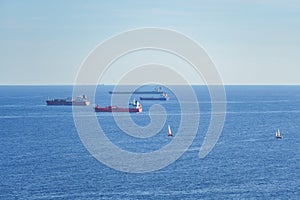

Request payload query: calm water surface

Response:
[0,85,299,199]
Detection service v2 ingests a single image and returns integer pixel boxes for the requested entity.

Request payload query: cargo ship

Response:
[94,101,142,113]
[140,93,169,101]
[46,95,90,106]
[109,87,164,94]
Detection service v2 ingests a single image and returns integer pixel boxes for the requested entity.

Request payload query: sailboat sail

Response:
[168,125,173,137]
[276,129,282,138]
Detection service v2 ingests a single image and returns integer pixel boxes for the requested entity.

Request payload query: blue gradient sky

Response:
[0,0,299,85]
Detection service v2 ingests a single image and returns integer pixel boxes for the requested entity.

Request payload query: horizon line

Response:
[0,84,299,86]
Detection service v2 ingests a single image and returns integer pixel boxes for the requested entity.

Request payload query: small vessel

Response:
[94,101,142,113]
[129,98,138,106]
[140,93,169,101]
[167,125,173,137]
[109,86,164,94]
[46,95,90,106]
[276,129,282,139]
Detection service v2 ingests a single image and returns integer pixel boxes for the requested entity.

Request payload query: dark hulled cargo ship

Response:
[94,101,142,113]
[109,87,164,94]
[46,95,90,106]
[140,93,169,101]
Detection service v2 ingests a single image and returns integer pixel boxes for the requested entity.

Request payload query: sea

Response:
[0,85,299,199]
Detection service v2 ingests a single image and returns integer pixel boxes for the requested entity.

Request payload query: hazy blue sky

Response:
[0,0,299,85]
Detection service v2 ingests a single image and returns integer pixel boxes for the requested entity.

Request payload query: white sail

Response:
[276,129,282,138]
[168,125,172,136]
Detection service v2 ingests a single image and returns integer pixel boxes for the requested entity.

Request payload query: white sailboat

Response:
[168,125,173,137]
[276,129,282,139]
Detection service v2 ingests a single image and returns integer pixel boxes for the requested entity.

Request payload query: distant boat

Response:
[129,98,138,106]
[140,93,169,101]
[94,101,142,113]
[46,95,90,106]
[167,125,173,137]
[276,129,282,139]
[109,86,164,94]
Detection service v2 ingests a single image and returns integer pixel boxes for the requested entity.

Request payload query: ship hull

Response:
[94,106,142,113]
[46,100,72,106]
[46,100,90,106]
[109,91,163,94]
[139,97,168,101]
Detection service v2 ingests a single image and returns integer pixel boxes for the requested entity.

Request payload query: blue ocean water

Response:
[0,85,299,199]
